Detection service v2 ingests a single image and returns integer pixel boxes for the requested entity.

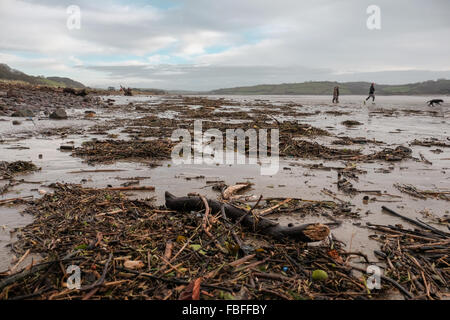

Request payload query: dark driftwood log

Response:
[165,192,330,242]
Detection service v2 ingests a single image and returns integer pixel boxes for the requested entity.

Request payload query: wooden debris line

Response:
[394,183,450,201]
[365,206,450,300]
[165,192,330,243]
[0,184,399,300]
[0,195,33,206]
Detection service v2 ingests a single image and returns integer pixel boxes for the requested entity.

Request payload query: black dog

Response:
[427,99,444,107]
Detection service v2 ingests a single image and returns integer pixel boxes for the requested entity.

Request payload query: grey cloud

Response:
[81,64,450,90]
[1,0,449,89]
[81,64,333,90]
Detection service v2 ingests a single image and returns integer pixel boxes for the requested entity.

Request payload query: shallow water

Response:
[0,94,449,272]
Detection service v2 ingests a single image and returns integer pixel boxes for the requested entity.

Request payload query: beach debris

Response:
[280,139,361,159]
[123,260,145,270]
[354,146,412,162]
[411,139,450,148]
[278,121,330,137]
[0,161,38,179]
[72,139,174,164]
[1,82,448,301]
[222,183,252,200]
[84,110,96,118]
[165,192,330,242]
[179,278,202,300]
[332,136,384,145]
[367,207,450,299]
[120,86,133,96]
[312,270,328,282]
[394,183,450,201]
[256,198,293,216]
[0,195,33,206]
[0,184,392,300]
[419,153,432,165]
[103,186,155,191]
[49,108,68,119]
[341,120,363,127]
[337,178,358,195]
[325,110,351,116]
[59,145,74,151]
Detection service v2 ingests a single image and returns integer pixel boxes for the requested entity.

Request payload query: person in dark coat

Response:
[365,83,375,102]
[332,86,339,103]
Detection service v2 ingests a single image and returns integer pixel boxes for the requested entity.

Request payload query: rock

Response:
[12,120,21,125]
[76,88,88,97]
[7,89,19,98]
[63,87,77,95]
[84,110,96,119]
[135,105,147,111]
[49,108,68,119]
[12,109,34,117]
[63,87,87,97]
[342,120,363,127]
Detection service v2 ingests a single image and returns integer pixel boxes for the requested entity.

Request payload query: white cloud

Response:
[147,54,170,64]
[0,0,449,89]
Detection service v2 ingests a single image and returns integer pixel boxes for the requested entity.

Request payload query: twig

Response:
[382,206,449,238]
[9,249,30,275]
[79,252,113,291]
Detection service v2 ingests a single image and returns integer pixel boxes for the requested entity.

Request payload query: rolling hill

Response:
[209,80,450,95]
[0,63,85,88]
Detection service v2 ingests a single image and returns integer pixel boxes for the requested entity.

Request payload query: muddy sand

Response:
[0,84,449,300]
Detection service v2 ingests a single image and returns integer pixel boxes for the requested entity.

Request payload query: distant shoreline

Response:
[197,93,450,97]
[205,80,450,96]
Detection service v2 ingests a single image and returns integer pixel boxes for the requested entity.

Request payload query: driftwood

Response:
[104,186,155,191]
[165,192,329,242]
[120,85,133,96]
[222,183,251,200]
[0,195,33,206]
[382,206,449,238]
[0,252,79,291]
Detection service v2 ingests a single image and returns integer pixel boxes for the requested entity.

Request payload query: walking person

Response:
[332,86,339,104]
[365,83,375,103]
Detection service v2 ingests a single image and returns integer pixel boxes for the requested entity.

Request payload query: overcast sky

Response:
[0,0,449,90]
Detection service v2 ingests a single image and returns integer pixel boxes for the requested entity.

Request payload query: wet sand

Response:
[1,94,449,273]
